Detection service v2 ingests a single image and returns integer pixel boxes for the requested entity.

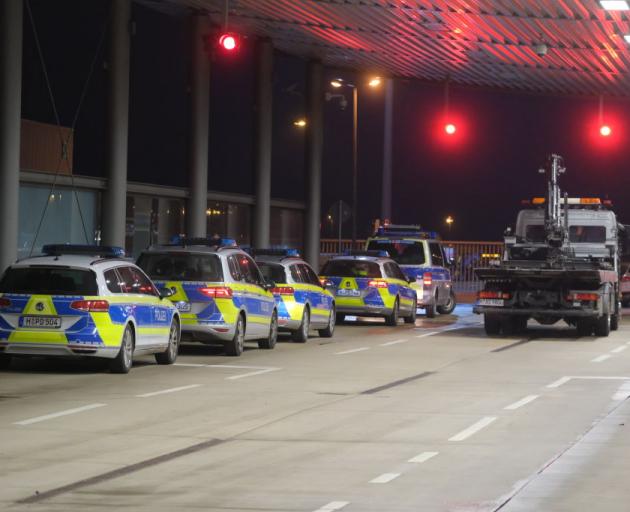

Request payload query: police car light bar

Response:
[252,248,301,258]
[42,244,125,258]
[169,236,237,248]
[345,250,390,258]
[376,226,440,239]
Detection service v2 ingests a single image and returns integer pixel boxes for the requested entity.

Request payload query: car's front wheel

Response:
[259,311,278,349]
[110,324,134,374]
[318,305,336,338]
[155,318,180,365]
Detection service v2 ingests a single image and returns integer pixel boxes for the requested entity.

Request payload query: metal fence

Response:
[320,239,504,293]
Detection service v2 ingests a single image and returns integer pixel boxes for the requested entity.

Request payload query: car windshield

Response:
[137,252,223,281]
[366,240,425,265]
[257,262,287,283]
[0,266,98,295]
[321,260,382,278]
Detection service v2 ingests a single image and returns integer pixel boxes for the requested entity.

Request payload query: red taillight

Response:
[478,291,511,300]
[70,300,109,312]
[0,298,11,308]
[623,275,630,282]
[566,293,599,301]
[271,287,294,295]
[423,272,432,287]
[199,287,233,299]
[368,280,388,289]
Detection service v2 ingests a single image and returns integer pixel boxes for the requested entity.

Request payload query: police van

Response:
[366,224,456,317]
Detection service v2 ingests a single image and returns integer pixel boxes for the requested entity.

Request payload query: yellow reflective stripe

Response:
[311,307,329,317]
[248,314,271,325]
[161,281,189,302]
[137,327,170,336]
[8,331,67,343]
[105,295,159,305]
[90,311,124,347]
[22,295,58,316]
[335,297,364,307]
[214,298,239,324]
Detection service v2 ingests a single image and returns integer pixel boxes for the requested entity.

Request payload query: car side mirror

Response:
[159,286,175,299]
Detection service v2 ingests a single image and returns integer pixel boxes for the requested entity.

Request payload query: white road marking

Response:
[449,416,497,442]
[416,331,439,338]
[370,472,401,484]
[408,451,439,463]
[136,384,201,398]
[504,395,539,410]
[227,368,280,380]
[592,354,612,363]
[335,347,370,355]
[380,338,408,346]
[14,403,107,426]
[313,502,350,512]
[612,382,630,401]
[611,345,627,354]
[546,376,571,388]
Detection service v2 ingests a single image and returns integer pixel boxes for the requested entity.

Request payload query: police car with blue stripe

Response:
[137,237,278,357]
[252,248,335,342]
[0,245,180,373]
[319,251,417,325]
[366,224,456,317]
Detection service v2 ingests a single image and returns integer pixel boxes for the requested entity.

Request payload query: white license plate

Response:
[337,289,361,297]
[21,316,62,328]
[175,301,191,312]
[478,299,504,307]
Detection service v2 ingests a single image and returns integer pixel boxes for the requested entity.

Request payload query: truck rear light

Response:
[423,272,432,287]
[199,287,233,299]
[478,291,511,300]
[566,293,599,301]
[0,298,10,308]
[368,280,388,289]
[70,300,110,312]
[271,287,294,295]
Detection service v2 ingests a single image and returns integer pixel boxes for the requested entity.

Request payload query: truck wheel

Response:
[576,319,593,337]
[512,316,528,334]
[437,290,456,315]
[611,313,619,331]
[484,314,501,335]
[594,314,611,337]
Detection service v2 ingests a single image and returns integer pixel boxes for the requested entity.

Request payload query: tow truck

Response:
[474,154,625,337]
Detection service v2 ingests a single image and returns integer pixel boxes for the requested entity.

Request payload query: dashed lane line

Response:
[136,384,201,398]
[379,338,408,346]
[415,331,439,338]
[611,345,627,354]
[174,363,281,380]
[14,403,107,426]
[335,347,370,355]
[449,416,497,442]
[591,354,612,363]
[504,395,539,411]
[313,502,350,512]
[370,472,401,484]
[408,451,439,464]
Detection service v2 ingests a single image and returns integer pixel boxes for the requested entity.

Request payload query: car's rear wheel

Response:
[318,305,336,338]
[594,314,611,337]
[110,324,134,374]
[155,318,180,365]
[292,307,310,343]
[225,314,245,356]
[404,300,417,324]
[385,298,400,326]
[0,354,11,369]
[437,290,456,315]
[259,311,278,349]
[425,300,436,318]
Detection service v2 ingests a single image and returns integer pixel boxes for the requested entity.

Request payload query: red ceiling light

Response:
[219,33,239,51]
[445,123,457,135]
[600,125,612,137]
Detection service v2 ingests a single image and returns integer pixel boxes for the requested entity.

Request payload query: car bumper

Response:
[180,321,235,342]
[0,341,118,358]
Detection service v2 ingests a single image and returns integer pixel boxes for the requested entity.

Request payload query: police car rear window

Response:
[366,240,425,265]
[321,260,382,278]
[137,253,223,282]
[0,267,98,295]
[257,262,287,283]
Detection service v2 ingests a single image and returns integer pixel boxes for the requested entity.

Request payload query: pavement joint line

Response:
[591,354,612,363]
[15,438,225,504]
[491,338,532,353]
[313,501,350,512]
[335,347,370,355]
[379,338,408,346]
[611,345,627,354]
[449,416,497,442]
[361,371,434,395]
[136,384,201,398]
[408,451,439,463]
[370,472,401,484]
[504,394,539,410]
[14,403,107,426]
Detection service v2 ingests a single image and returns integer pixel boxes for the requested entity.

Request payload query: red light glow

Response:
[445,123,457,135]
[600,125,612,137]
[219,33,238,51]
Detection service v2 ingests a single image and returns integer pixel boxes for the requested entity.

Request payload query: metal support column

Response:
[0,0,23,270]
[253,39,273,248]
[381,78,394,220]
[102,0,131,247]
[304,60,323,267]
[187,14,210,238]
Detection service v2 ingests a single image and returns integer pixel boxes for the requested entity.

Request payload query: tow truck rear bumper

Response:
[473,306,597,317]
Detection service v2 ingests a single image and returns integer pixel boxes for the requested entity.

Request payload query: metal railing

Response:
[320,238,504,293]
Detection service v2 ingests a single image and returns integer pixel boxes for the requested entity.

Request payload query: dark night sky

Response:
[20,0,630,241]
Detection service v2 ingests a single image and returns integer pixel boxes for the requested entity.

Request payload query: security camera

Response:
[534,43,548,57]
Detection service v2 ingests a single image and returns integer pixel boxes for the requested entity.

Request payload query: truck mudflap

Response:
[475,267,618,284]
[473,306,597,317]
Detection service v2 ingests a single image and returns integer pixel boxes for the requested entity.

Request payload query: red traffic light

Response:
[600,125,612,137]
[219,33,239,51]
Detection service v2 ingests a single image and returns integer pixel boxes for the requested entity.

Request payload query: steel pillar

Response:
[187,14,211,238]
[0,0,23,270]
[102,0,131,248]
[304,60,323,267]
[253,39,273,248]
[381,78,394,220]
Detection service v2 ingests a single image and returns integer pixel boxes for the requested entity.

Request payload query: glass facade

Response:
[270,207,304,250]
[206,201,251,246]
[18,184,99,259]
